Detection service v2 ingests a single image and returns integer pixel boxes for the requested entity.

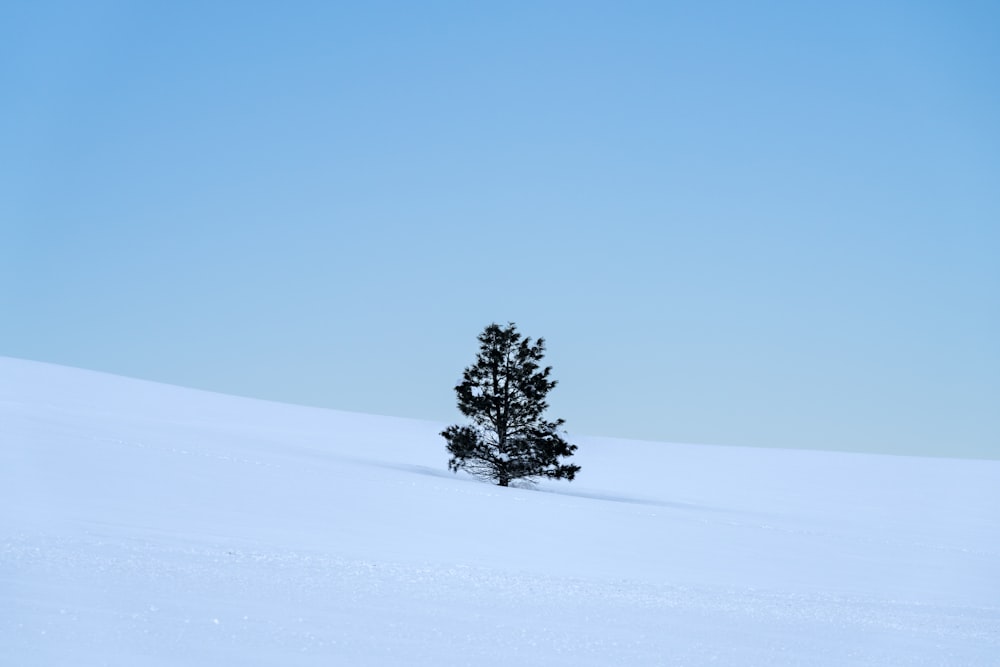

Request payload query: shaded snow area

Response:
[2,357,998,665]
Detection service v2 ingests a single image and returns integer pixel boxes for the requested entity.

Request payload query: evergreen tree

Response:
[442,322,580,486]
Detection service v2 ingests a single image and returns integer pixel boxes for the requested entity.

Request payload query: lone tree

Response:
[442,322,580,486]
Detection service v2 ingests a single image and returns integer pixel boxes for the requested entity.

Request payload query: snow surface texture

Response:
[2,357,998,666]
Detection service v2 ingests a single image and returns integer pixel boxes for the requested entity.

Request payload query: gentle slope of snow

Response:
[2,356,998,665]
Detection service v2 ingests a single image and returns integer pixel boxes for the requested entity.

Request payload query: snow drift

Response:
[1,356,998,665]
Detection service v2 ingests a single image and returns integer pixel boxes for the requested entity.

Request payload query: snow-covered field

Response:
[2,356,998,665]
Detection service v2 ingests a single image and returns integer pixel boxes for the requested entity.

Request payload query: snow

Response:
[1,356,998,665]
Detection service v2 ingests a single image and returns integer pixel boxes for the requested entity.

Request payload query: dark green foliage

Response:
[442,323,580,486]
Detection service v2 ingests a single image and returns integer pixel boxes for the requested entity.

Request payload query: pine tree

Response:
[442,322,580,486]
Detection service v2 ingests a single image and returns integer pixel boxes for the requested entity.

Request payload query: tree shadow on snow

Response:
[533,485,735,514]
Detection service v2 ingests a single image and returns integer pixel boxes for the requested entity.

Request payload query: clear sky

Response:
[3,1,998,459]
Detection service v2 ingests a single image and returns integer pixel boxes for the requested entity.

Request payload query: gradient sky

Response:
[3,1,998,458]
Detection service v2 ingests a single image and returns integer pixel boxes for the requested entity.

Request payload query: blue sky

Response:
[3,1,998,458]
